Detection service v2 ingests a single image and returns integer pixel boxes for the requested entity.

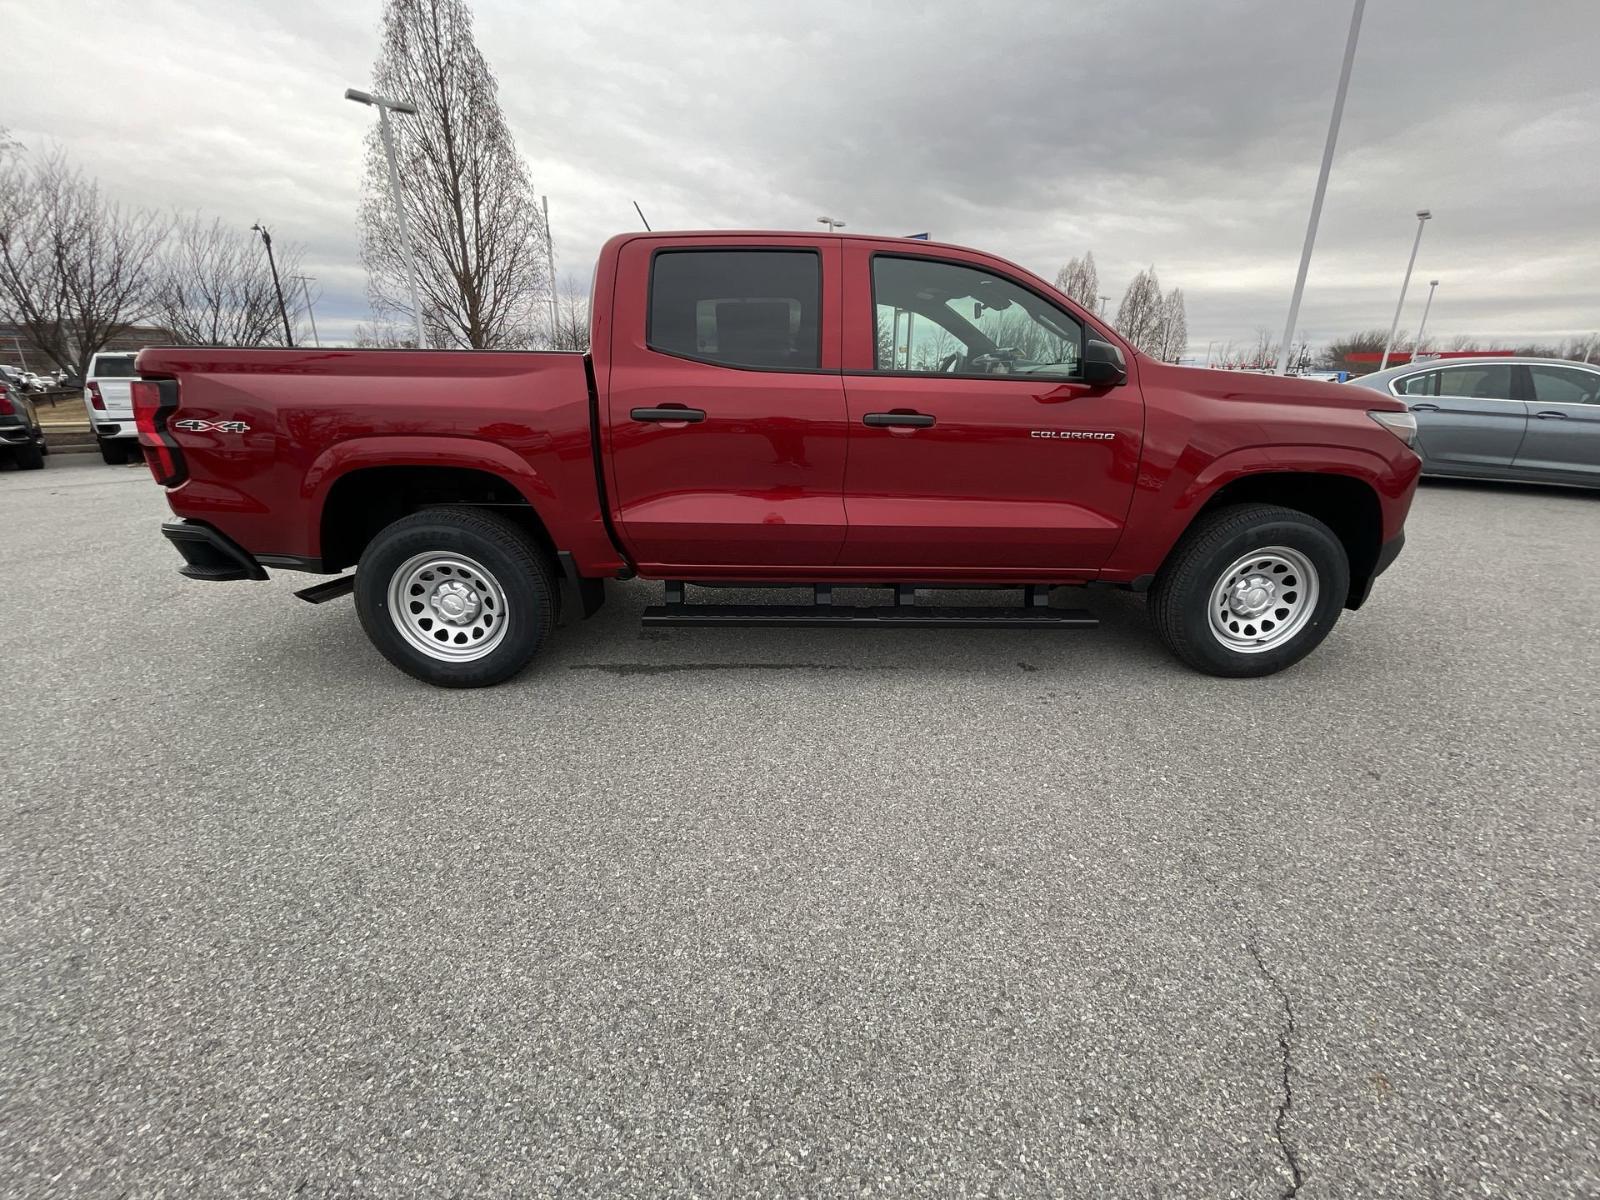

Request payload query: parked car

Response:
[81,352,142,463]
[1349,357,1600,489]
[0,374,47,469]
[130,230,1421,687]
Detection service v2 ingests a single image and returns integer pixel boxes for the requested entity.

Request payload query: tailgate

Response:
[96,379,136,419]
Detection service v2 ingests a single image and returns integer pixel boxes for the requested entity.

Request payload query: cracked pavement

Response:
[3,457,1598,1197]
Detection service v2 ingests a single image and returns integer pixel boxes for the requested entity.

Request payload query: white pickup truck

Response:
[82,352,142,463]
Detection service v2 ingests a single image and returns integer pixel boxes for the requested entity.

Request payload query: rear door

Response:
[1512,363,1600,484]
[837,245,1142,571]
[601,238,848,571]
[1400,363,1527,473]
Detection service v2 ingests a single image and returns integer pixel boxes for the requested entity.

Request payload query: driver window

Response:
[871,256,1082,378]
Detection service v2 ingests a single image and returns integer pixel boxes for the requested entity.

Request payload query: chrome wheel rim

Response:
[387,551,510,662]
[1207,546,1319,654]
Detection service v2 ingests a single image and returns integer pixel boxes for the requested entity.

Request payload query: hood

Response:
[1138,359,1406,412]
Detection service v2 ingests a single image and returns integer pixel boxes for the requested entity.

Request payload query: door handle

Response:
[1409,403,1440,412]
[631,406,706,423]
[863,412,936,428]
[1533,410,1569,420]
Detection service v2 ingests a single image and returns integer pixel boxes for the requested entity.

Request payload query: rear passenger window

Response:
[648,250,821,370]
[1396,371,1438,396]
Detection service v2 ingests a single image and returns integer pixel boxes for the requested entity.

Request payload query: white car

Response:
[82,352,142,463]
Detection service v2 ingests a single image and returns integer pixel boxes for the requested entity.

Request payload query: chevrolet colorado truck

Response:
[132,231,1420,687]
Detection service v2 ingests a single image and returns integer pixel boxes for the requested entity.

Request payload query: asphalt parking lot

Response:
[3,455,1597,1198]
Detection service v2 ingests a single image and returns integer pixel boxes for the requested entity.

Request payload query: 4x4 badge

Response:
[172,419,251,434]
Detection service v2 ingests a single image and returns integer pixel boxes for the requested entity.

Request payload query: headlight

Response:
[1368,409,1418,447]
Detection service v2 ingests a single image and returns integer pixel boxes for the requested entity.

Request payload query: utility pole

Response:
[292,275,320,347]
[1379,210,1433,371]
[251,223,294,347]
[1276,0,1367,375]
[345,87,427,349]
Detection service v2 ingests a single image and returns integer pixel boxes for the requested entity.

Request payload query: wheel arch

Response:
[1174,470,1384,609]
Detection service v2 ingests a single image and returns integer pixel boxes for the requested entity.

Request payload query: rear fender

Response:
[303,436,559,558]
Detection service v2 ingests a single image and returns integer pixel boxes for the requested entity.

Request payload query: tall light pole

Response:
[251,223,294,347]
[292,275,320,347]
[1275,0,1367,376]
[543,195,559,344]
[1412,279,1439,358]
[345,87,427,349]
[1379,209,1432,371]
[1099,295,1111,320]
[1204,340,1216,368]
[817,216,846,233]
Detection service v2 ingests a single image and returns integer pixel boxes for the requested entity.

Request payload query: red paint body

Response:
[136,232,1419,589]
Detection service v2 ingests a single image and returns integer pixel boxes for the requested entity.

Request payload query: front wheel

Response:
[1149,504,1350,678]
[354,508,559,688]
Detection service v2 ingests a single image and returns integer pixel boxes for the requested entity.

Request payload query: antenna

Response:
[632,201,651,231]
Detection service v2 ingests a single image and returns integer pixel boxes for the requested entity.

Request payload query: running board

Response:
[295,575,355,605]
[644,581,1098,629]
[641,604,1097,628]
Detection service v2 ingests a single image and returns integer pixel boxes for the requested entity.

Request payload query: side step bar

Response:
[641,582,1097,629]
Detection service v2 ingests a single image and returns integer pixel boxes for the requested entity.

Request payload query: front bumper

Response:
[1347,530,1406,609]
[162,520,269,582]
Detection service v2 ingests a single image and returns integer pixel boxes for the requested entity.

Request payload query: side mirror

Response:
[1082,338,1127,386]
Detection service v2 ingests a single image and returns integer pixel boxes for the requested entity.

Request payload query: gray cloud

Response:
[6,0,1598,352]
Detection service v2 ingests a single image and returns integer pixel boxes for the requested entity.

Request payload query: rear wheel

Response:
[354,508,559,688]
[15,440,44,470]
[1149,504,1349,677]
[98,437,129,465]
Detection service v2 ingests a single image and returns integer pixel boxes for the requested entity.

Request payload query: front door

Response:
[837,247,1142,571]
[1513,363,1600,484]
[603,241,848,571]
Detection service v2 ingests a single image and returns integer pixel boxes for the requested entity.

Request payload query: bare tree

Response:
[360,0,551,349]
[1152,287,1187,362]
[154,215,305,347]
[546,272,591,351]
[1115,266,1165,355]
[1053,251,1099,310]
[0,148,164,378]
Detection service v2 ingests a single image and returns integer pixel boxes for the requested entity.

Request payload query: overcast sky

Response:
[5,0,1598,354]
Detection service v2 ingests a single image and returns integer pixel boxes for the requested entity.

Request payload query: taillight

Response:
[88,381,106,410]
[131,379,186,487]
[0,384,11,416]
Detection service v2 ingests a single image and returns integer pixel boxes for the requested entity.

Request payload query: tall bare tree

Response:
[1153,287,1187,362]
[0,147,164,378]
[1054,251,1099,310]
[360,0,551,348]
[154,215,305,347]
[1115,266,1165,355]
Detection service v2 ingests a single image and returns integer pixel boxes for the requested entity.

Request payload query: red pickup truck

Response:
[133,231,1420,687]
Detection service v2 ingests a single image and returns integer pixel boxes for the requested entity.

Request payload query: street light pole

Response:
[817,216,846,233]
[345,87,428,349]
[251,223,294,347]
[1412,279,1439,358]
[293,275,320,347]
[543,194,559,344]
[1099,295,1111,320]
[1379,210,1433,371]
[1275,0,1367,376]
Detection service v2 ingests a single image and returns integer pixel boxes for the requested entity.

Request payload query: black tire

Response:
[15,439,44,470]
[98,438,128,465]
[1148,503,1350,678]
[354,508,559,688]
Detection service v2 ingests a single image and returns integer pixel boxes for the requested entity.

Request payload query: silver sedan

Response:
[1349,357,1600,488]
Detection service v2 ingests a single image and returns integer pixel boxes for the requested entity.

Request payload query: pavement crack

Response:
[1247,936,1305,1198]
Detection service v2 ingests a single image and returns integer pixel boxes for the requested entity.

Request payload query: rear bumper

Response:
[162,520,269,582]
[94,422,138,438]
[0,425,39,445]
